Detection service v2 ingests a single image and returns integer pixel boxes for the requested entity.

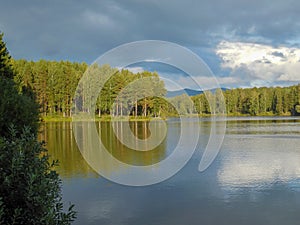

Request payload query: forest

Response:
[11,59,300,119]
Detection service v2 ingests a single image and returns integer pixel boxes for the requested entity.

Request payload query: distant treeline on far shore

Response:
[12,59,300,119]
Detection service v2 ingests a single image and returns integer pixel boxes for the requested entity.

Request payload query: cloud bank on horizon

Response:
[1,0,300,89]
[216,41,300,87]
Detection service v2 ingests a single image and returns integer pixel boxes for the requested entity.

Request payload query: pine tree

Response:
[0,32,76,224]
[0,33,14,79]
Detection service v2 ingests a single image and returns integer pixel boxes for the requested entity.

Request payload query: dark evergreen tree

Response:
[0,33,14,79]
[0,33,76,224]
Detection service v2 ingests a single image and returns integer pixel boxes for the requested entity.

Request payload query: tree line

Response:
[12,60,167,118]
[12,59,300,118]
[192,85,300,116]
[168,85,300,116]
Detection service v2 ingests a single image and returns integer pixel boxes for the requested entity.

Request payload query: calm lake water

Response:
[39,117,300,225]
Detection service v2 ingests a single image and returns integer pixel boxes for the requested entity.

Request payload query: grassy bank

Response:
[41,112,296,122]
[41,115,158,122]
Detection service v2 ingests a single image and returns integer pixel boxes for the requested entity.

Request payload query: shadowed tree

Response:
[0,32,76,224]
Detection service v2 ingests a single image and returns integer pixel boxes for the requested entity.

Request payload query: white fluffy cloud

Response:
[117,66,145,74]
[216,41,300,86]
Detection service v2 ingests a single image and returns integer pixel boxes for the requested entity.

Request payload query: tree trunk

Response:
[144,101,147,116]
[116,100,119,116]
[120,102,123,117]
[135,100,138,117]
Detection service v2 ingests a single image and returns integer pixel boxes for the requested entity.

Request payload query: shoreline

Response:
[41,113,298,122]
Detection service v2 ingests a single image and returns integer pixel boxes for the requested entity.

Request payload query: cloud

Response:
[271,51,285,58]
[1,0,300,88]
[216,41,300,86]
[2,0,300,63]
[121,66,144,74]
[82,10,115,28]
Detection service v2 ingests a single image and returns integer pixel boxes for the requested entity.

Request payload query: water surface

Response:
[40,117,300,225]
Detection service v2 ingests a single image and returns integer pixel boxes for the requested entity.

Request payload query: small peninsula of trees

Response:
[11,58,300,118]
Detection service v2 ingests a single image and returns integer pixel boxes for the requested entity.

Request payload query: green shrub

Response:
[0,126,76,224]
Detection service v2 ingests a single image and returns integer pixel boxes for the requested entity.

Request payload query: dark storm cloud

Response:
[271,51,285,58]
[1,0,300,63]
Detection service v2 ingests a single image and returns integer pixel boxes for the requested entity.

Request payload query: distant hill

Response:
[166,88,228,97]
[166,88,203,97]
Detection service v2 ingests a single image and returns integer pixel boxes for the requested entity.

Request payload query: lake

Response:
[39,117,300,225]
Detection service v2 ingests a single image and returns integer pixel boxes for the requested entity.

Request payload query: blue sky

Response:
[1,0,300,89]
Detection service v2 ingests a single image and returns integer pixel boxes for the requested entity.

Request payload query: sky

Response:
[1,0,300,90]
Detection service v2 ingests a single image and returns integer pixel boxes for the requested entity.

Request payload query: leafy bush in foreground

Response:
[0,127,76,225]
